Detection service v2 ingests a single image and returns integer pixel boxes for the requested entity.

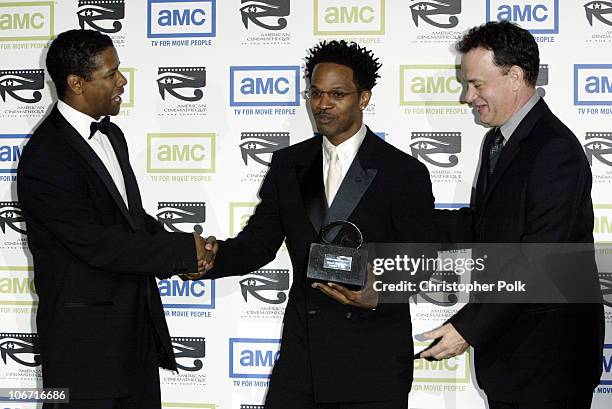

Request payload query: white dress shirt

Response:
[322,123,367,204]
[57,100,129,209]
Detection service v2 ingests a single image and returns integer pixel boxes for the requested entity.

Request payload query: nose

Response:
[315,91,334,110]
[465,85,477,105]
[117,70,127,87]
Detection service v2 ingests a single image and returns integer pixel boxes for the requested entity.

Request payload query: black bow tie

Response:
[89,116,111,139]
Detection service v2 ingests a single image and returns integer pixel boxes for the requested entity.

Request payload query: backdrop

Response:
[0,1,611,408]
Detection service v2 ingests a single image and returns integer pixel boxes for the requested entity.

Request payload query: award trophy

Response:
[306,220,368,290]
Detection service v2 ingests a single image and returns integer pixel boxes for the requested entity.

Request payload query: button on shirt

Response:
[322,123,367,205]
[57,100,129,209]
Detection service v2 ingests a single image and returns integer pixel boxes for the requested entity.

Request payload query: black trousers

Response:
[43,315,161,409]
[488,393,593,409]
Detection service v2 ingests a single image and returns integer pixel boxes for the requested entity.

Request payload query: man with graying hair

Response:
[423,21,604,409]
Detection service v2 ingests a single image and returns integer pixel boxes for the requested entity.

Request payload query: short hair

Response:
[46,29,114,99]
[456,21,539,87]
[304,40,382,91]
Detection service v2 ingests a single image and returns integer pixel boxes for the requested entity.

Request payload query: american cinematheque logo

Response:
[239,269,289,304]
[241,406,264,409]
[157,67,206,102]
[410,0,461,28]
[585,1,612,26]
[0,333,40,367]
[0,69,43,104]
[536,64,549,97]
[156,202,205,234]
[240,0,290,30]
[240,132,289,166]
[0,201,26,235]
[171,337,206,371]
[410,132,460,168]
[77,0,125,33]
[584,132,612,168]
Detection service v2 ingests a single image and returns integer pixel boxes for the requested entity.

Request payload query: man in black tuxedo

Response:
[17,29,212,409]
[196,41,435,408]
[421,22,604,409]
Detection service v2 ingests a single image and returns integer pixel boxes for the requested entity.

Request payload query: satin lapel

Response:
[106,127,145,229]
[474,129,495,229]
[324,156,376,226]
[54,108,137,231]
[323,131,378,241]
[296,139,326,234]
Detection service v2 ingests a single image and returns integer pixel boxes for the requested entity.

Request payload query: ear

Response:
[66,74,84,96]
[358,89,372,110]
[508,65,525,91]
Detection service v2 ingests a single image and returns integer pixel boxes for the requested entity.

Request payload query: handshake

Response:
[180,232,218,281]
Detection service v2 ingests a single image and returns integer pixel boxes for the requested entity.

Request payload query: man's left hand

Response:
[312,264,378,309]
[419,323,469,360]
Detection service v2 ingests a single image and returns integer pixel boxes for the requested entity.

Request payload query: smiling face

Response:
[69,46,126,119]
[461,47,522,127]
[309,62,371,145]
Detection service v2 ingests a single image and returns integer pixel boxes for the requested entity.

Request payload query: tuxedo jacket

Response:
[207,129,435,402]
[17,105,197,399]
[448,99,604,402]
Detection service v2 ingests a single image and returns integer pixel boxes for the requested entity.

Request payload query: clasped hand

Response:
[181,233,218,280]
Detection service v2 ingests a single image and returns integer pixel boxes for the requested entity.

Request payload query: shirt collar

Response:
[322,123,367,163]
[499,92,540,142]
[57,100,100,141]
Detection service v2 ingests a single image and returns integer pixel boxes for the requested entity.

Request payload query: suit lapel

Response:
[476,99,548,228]
[296,137,326,234]
[52,107,137,231]
[105,127,145,229]
[323,130,378,241]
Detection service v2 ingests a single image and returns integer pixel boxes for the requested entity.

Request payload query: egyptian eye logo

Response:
[157,67,206,102]
[600,273,612,308]
[239,270,290,304]
[171,337,205,372]
[0,202,26,235]
[156,202,206,234]
[536,64,549,97]
[410,132,461,168]
[0,70,44,104]
[410,0,461,29]
[584,1,612,26]
[240,0,290,31]
[0,336,41,367]
[77,0,125,33]
[584,137,612,167]
[240,132,290,167]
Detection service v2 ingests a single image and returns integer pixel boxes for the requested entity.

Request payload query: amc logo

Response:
[147,0,216,38]
[0,134,29,174]
[0,268,37,307]
[574,64,612,106]
[230,66,300,107]
[0,1,54,41]
[602,344,612,385]
[594,205,612,244]
[413,342,470,383]
[119,68,134,108]
[229,338,281,379]
[400,65,462,106]
[230,202,257,236]
[147,133,216,174]
[157,276,215,309]
[314,0,384,35]
[486,0,559,34]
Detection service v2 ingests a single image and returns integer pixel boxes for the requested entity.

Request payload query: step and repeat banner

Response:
[1,1,611,408]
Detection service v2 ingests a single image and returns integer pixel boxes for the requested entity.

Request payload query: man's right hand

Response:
[181,233,218,280]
